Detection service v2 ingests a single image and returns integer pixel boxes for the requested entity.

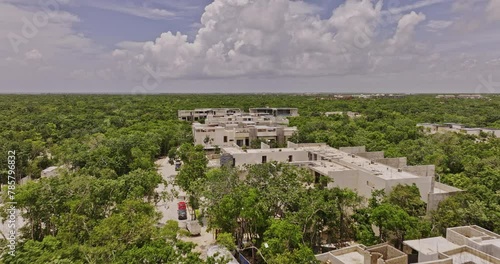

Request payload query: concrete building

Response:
[325,111,362,118]
[206,245,239,264]
[404,225,500,264]
[205,112,290,126]
[315,243,407,264]
[436,94,484,99]
[188,108,299,149]
[41,166,61,178]
[193,123,297,149]
[417,123,500,138]
[178,108,241,121]
[249,107,298,117]
[220,142,461,211]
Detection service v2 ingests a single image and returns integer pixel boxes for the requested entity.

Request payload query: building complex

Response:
[418,123,500,138]
[316,243,408,264]
[180,107,299,149]
[315,225,500,264]
[404,225,500,263]
[219,142,461,212]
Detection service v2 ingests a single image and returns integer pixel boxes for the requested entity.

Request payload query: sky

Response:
[1,0,500,94]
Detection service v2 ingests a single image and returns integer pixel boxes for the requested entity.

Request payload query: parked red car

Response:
[178,202,187,220]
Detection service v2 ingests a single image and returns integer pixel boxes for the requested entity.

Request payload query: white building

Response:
[249,107,299,117]
[404,225,500,264]
[193,122,297,149]
[220,142,461,211]
[417,123,500,138]
[41,166,61,178]
[178,108,241,121]
[189,108,299,149]
[205,112,290,126]
[316,243,407,264]
[325,111,362,118]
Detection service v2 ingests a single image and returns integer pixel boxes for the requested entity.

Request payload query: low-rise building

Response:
[249,107,299,117]
[316,243,407,264]
[205,113,290,126]
[404,225,500,264]
[188,107,299,149]
[41,166,61,178]
[220,142,461,211]
[417,123,500,138]
[193,123,297,149]
[325,111,362,118]
[436,94,484,99]
[178,108,241,121]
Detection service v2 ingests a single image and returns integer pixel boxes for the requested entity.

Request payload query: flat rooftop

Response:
[301,146,419,180]
[223,145,428,180]
[42,166,59,173]
[448,251,496,264]
[404,237,461,255]
[335,251,365,264]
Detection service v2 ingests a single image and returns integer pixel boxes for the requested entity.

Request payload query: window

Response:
[262,156,267,163]
[224,136,228,143]
[288,155,293,162]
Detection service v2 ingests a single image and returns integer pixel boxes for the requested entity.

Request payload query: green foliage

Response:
[1,94,499,262]
[216,233,236,252]
[173,143,208,194]
[386,184,427,217]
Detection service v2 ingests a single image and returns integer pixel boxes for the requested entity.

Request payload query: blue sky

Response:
[1,0,499,93]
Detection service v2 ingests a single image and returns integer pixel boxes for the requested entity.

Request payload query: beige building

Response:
[41,166,61,178]
[193,123,297,149]
[205,112,290,126]
[404,225,500,264]
[325,111,362,118]
[316,243,407,264]
[220,142,461,211]
[249,107,299,117]
[188,107,299,149]
[178,108,241,121]
[417,123,500,138]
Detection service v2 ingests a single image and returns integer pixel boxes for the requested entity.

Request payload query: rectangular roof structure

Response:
[42,166,58,173]
[404,237,461,255]
[336,251,365,264]
[300,146,418,180]
[441,246,500,264]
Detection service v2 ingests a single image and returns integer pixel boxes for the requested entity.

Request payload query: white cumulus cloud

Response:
[112,0,429,80]
[25,49,42,60]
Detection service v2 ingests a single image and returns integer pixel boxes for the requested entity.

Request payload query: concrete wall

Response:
[232,150,308,167]
[427,182,462,212]
[41,167,60,178]
[357,151,385,160]
[356,171,388,199]
[403,165,435,177]
[330,246,371,264]
[418,251,439,263]
[339,146,366,154]
[315,252,346,264]
[374,158,407,169]
[440,246,500,264]
[446,226,500,259]
[327,170,360,191]
[417,258,452,264]
[367,244,407,264]
[193,127,236,147]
